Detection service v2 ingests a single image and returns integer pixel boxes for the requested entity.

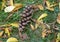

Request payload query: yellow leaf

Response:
[35,23,39,29]
[50,3,57,7]
[1,0,6,10]
[6,0,14,6]
[59,2,60,8]
[14,3,23,8]
[57,13,60,24]
[42,32,46,38]
[56,40,59,42]
[35,13,47,29]
[56,33,60,42]
[37,13,48,21]
[37,4,44,10]
[57,33,60,40]
[46,1,51,7]
[5,28,10,37]
[30,24,35,30]
[13,3,23,12]
[42,29,48,38]
[10,22,19,27]
[6,37,18,42]
[0,31,4,37]
[10,0,14,6]
[35,19,43,29]
[46,7,54,11]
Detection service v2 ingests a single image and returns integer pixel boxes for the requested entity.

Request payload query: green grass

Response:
[0,0,59,42]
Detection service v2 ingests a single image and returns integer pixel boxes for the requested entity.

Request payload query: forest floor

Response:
[0,0,59,42]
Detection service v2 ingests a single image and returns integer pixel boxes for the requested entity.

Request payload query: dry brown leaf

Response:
[30,24,35,30]
[37,4,44,10]
[42,29,51,38]
[42,32,46,38]
[47,30,51,34]
[42,29,47,38]
[41,23,52,38]
[2,34,7,38]
[0,40,3,42]
[0,31,4,37]
[0,28,5,30]
[57,13,60,24]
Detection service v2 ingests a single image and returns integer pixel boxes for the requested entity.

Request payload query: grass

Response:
[0,0,59,42]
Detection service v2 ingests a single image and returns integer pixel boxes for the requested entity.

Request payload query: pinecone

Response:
[19,5,34,32]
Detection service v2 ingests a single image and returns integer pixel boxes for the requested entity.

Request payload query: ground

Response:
[0,0,59,42]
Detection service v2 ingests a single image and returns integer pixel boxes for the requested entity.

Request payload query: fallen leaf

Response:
[35,13,47,29]
[4,6,15,12]
[30,24,35,30]
[35,19,43,29]
[13,3,23,12]
[45,1,57,8]
[50,3,57,7]
[6,37,18,42]
[9,0,14,6]
[0,22,19,28]
[42,29,47,38]
[1,0,6,10]
[5,28,10,37]
[10,22,19,27]
[56,33,60,42]
[45,1,51,7]
[56,40,59,42]
[37,13,48,21]
[42,29,51,38]
[5,0,14,6]
[0,31,4,37]
[45,1,56,11]
[37,4,44,10]
[3,34,7,38]
[59,2,60,9]
[46,7,54,11]
[57,13,60,24]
